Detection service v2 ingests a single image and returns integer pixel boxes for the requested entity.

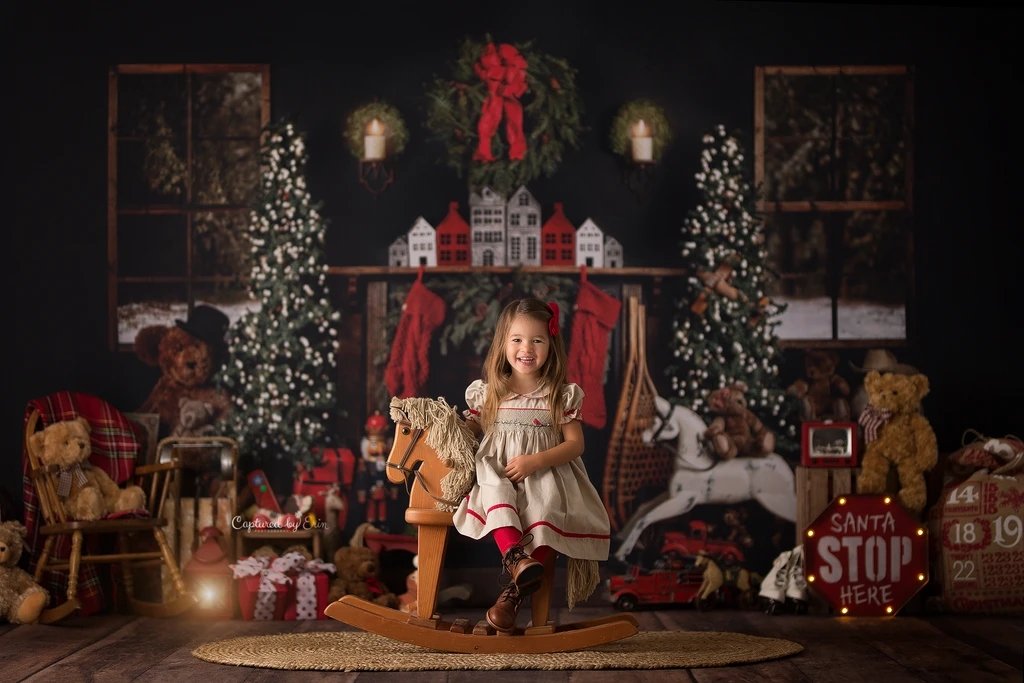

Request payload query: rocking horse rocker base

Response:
[325,397,639,654]
[324,573,639,654]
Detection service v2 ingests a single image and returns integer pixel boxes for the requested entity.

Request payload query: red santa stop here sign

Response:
[804,494,929,616]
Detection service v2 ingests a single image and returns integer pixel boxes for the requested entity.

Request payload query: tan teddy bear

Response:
[704,382,776,459]
[0,521,49,624]
[327,545,398,608]
[29,418,147,521]
[855,370,938,513]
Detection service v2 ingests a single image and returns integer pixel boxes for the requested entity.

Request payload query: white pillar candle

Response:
[364,118,386,161]
[631,119,653,162]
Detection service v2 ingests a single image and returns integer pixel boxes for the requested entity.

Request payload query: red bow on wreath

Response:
[473,42,529,162]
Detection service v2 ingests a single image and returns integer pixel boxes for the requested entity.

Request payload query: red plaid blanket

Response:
[21,391,142,616]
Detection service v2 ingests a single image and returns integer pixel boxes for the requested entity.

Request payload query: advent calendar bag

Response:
[930,470,1024,614]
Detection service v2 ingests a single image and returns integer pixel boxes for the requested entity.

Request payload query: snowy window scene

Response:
[756,66,912,342]
[111,64,269,347]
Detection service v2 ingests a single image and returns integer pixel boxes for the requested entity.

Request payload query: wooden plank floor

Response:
[1,607,1020,682]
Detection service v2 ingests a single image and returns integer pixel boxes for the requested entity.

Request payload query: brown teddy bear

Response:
[135,305,232,437]
[704,382,776,459]
[29,418,147,521]
[855,370,938,513]
[170,397,218,437]
[327,545,398,608]
[786,349,851,421]
[0,521,49,624]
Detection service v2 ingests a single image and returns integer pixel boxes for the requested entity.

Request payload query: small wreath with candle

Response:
[343,101,409,161]
[609,99,672,163]
[424,36,584,195]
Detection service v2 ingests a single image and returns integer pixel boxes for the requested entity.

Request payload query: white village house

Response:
[407,216,437,267]
[576,218,605,268]
[469,186,507,266]
[388,235,408,267]
[604,236,623,268]
[506,185,542,267]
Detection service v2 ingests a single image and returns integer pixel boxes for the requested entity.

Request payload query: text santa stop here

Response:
[804,494,929,616]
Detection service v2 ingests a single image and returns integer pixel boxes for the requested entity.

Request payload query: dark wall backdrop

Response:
[8,2,1023,520]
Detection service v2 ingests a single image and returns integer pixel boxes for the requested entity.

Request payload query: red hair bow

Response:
[547,302,560,337]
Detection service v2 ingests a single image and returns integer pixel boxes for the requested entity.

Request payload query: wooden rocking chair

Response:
[24,408,197,623]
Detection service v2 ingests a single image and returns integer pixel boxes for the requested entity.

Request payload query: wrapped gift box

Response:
[232,555,298,620]
[284,563,335,620]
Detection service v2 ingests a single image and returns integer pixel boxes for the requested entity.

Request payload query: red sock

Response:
[492,526,522,556]
[531,545,553,564]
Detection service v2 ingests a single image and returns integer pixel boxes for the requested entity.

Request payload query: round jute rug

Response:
[191,630,803,671]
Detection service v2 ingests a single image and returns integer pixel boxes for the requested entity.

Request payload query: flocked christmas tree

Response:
[219,121,341,468]
[667,124,797,453]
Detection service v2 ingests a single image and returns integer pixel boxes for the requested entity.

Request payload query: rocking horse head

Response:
[386,397,478,513]
[641,395,681,444]
[641,395,715,471]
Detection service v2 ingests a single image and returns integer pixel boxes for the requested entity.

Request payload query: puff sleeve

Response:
[560,383,585,424]
[463,379,486,422]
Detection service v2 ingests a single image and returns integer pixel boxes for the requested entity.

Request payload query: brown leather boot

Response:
[502,544,544,596]
[486,582,523,633]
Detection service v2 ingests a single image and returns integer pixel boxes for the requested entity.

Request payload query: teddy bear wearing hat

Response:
[134,304,232,437]
[849,349,918,419]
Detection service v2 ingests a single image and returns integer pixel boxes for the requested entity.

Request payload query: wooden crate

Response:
[795,466,856,545]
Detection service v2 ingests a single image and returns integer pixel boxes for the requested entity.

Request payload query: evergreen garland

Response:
[425,36,584,195]
[378,271,576,362]
[666,125,799,454]
[219,121,341,468]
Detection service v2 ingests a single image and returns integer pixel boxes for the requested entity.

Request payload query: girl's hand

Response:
[505,454,538,483]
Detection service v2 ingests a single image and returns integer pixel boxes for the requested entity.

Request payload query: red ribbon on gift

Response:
[473,42,529,162]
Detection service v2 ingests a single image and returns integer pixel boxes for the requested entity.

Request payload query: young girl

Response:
[451,298,610,633]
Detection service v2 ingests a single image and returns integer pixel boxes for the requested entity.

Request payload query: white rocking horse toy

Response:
[326,396,639,653]
[614,395,796,561]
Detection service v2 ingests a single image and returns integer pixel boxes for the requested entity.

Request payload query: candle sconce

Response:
[344,101,408,197]
[610,99,672,195]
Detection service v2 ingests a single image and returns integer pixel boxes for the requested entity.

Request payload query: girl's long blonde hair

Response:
[480,298,567,431]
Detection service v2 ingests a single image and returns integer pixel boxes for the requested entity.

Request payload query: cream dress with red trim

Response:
[451,379,610,561]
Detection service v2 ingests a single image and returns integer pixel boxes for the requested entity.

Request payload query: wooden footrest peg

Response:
[473,620,496,636]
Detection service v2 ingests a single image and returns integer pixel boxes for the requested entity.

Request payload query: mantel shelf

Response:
[327,266,687,277]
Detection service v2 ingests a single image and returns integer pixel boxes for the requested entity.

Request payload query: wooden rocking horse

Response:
[325,397,639,653]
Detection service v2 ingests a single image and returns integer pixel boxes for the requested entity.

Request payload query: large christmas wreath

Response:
[425,36,584,196]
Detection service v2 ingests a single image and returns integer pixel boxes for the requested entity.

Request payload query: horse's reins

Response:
[385,422,462,509]
[651,400,715,472]
[650,400,674,443]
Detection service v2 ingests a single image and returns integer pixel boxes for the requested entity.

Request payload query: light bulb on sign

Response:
[364,118,386,161]
[630,119,653,163]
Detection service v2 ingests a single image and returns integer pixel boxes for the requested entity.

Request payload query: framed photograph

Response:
[801,420,858,468]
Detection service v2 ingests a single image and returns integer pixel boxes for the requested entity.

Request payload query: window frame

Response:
[754,64,914,348]
[107,63,271,351]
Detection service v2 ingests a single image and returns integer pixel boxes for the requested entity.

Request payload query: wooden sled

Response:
[325,398,639,653]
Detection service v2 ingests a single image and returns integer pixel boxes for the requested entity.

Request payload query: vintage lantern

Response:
[183,526,235,618]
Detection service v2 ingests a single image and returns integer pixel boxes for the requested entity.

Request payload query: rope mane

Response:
[389,396,478,512]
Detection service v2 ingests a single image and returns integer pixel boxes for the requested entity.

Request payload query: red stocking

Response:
[567,273,622,429]
[384,277,446,398]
